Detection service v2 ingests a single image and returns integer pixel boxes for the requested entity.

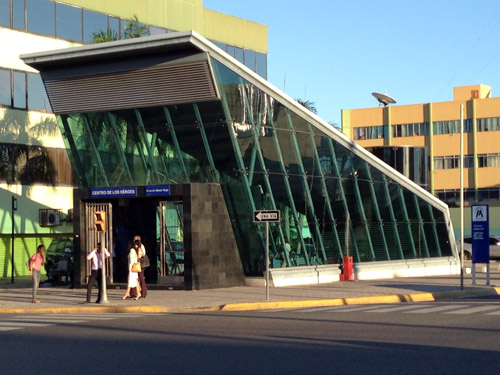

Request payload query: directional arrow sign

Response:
[253,210,281,223]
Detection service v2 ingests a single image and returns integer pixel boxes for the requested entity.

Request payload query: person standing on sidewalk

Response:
[134,236,148,298]
[29,244,45,303]
[86,242,110,303]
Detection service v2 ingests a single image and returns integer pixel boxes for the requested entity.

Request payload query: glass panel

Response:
[235,47,244,63]
[13,0,25,29]
[109,16,119,38]
[83,10,108,43]
[213,41,226,52]
[256,52,267,79]
[244,49,256,71]
[27,0,55,36]
[0,68,11,106]
[56,2,82,41]
[13,71,26,109]
[226,45,234,57]
[150,26,166,35]
[0,0,10,27]
[160,201,184,276]
[27,73,51,111]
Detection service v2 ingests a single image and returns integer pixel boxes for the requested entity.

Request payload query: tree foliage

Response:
[295,99,318,114]
[91,14,149,44]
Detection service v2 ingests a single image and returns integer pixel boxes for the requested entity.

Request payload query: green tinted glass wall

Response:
[57,59,453,277]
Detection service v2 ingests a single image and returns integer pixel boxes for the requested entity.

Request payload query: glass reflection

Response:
[54,55,454,276]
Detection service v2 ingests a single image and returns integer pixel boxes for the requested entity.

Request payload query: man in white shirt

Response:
[86,242,110,303]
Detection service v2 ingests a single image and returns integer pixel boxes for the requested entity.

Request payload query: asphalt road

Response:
[4,300,500,375]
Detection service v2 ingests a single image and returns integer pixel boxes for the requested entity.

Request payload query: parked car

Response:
[456,236,500,260]
[44,238,73,282]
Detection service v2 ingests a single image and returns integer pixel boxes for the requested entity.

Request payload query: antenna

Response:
[372,92,396,107]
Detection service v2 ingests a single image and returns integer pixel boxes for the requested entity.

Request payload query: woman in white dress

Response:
[122,241,141,300]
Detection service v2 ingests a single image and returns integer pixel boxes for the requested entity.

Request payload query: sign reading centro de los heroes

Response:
[91,187,138,198]
[90,185,171,198]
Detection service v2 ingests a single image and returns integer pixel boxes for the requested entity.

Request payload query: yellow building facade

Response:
[0,0,268,277]
[342,84,500,235]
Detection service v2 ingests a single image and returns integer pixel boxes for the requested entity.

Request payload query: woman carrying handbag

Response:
[122,240,141,300]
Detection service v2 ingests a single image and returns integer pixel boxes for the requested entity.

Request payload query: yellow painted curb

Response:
[221,293,437,312]
[0,287,498,314]
[221,288,500,312]
[0,305,222,314]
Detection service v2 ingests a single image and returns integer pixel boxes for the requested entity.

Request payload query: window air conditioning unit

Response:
[40,209,61,227]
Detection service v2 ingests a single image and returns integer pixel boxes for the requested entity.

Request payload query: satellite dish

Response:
[372,92,396,107]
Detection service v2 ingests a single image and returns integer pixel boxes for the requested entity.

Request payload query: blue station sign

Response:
[90,186,138,198]
[471,204,489,264]
[145,185,171,196]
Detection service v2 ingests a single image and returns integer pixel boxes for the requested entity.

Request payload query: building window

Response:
[434,153,500,170]
[0,69,52,111]
[256,51,267,79]
[0,143,73,186]
[13,71,26,109]
[477,117,500,132]
[83,10,107,43]
[0,0,10,27]
[56,2,82,42]
[244,49,256,71]
[27,73,51,111]
[13,0,25,30]
[392,122,429,137]
[354,125,386,140]
[433,119,472,134]
[433,155,474,170]
[27,0,55,37]
[0,68,11,106]
[235,47,244,64]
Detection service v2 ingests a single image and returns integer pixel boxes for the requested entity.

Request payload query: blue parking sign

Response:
[471,205,489,263]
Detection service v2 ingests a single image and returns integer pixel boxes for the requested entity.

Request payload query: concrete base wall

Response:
[353,257,460,281]
[253,257,460,287]
[269,265,342,287]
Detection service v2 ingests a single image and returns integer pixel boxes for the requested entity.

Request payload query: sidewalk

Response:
[1,264,499,314]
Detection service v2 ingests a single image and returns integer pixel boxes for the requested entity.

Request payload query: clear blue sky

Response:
[204,0,500,126]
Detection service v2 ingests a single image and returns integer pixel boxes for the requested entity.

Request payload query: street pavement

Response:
[1,262,499,314]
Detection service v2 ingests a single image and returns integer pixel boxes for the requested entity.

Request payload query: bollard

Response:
[343,256,354,281]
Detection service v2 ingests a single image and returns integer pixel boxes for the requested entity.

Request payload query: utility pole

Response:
[11,196,17,283]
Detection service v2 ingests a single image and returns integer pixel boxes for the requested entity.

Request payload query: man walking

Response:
[86,242,110,303]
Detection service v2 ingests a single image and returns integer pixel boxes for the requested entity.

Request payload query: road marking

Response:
[5,317,86,323]
[266,303,500,316]
[443,306,500,314]
[0,321,54,331]
[0,313,145,331]
[0,322,52,327]
[403,305,469,314]
[365,304,433,313]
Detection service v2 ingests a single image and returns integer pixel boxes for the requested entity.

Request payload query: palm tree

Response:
[90,29,119,43]
[91,14,149,44]
[296,99,318,114]
[124,15,149,39]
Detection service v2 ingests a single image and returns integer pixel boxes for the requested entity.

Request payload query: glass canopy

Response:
[57,56,453,276]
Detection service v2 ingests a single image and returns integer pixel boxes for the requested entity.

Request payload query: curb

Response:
[219,286,500,312]
[0,287,498,314]
[0,305,222,314]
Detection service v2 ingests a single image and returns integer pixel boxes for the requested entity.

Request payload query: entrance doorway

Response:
[157,201,184,285]
[83,196,184,287]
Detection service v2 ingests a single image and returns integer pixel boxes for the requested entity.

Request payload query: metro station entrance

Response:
[75,186,185,289]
